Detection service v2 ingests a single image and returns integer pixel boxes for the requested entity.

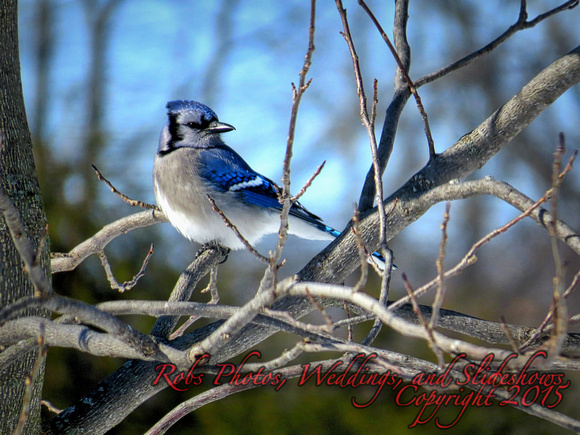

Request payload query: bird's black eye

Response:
[186,119,211,130]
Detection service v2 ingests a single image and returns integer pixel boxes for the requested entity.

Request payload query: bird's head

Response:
[158,100,235,154]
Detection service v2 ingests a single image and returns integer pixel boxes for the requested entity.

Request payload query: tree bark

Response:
[0,0,51,433]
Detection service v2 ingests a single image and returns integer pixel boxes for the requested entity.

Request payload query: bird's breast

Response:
[153,151,279,249]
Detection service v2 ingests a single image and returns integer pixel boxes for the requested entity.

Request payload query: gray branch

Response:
[300,45,580,284]
[41,44,580,435]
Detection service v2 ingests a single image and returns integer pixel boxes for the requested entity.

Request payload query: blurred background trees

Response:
[17,0,580,432]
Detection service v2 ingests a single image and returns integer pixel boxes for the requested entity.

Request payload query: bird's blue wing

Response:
[198,146,390,268]
[199,146,332,233]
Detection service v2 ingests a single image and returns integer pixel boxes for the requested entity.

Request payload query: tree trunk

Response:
[0,0,51,433]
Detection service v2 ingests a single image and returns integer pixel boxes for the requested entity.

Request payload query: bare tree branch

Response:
[358,0,411,210]
[301,45,580,284]
[92,164,158,210]
[357,0,578,210]
[414,0,579,88]
[358,0,436,157]
[51,210,165,273]
[99,243,154,292]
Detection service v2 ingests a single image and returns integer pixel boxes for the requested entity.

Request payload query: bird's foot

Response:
[197,242,230,263]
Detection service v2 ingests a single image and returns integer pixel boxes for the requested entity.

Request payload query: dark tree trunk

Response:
[0,0,51,433]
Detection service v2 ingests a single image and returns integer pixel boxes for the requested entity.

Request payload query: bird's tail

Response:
[321,225,395,272]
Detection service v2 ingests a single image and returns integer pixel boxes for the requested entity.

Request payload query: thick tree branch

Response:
[300,45,580,284]
[358,0,411,210]
[358,0,578,210]
[51,210,165,273]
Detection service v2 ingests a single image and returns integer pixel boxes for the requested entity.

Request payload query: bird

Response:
[153,100,388,269]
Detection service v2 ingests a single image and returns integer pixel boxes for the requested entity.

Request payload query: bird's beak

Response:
[208,120,235,134]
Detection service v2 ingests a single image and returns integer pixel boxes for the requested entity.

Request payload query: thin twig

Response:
[150,246,228,339]
[336,0,388,240]
[99,244,154,292]
[262,308,326,335]
[342,301,354,342]
[305,287,334,333]
[291,160,326,202]
[563,270,580,299]
[274,0,317,271]
[363,197,398,345]
[414,0,579,88]
[206,195,268,263]
[333,313,375,329]
[92,164,158,210]
[201,265,220,302]
[518,141,576,353]
[242,341,306,372]
[187,276,282,361]
[500,315,520,353]
[41,400,62,415]
[351,205,369,292]
[545,135,568,365]
[402,273,445,366]
[170,266,220,339]
[256,0,317,297]
[429,202,451,330]
[336,0,398,295]
[357,0,410,210]
[358,0,436,157]
[389,166,576,312]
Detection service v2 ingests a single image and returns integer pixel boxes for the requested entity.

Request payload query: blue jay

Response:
[153,100,387,269]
